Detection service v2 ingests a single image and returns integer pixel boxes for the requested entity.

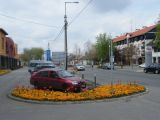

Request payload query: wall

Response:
[0,32,7,56]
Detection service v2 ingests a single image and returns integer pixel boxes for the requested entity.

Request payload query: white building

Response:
[113,24,160,64]
[52,52,65,65]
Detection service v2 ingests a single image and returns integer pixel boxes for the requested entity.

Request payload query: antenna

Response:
[48,42,50,50]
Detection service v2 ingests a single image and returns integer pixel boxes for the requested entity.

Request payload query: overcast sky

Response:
[0,0,160,54]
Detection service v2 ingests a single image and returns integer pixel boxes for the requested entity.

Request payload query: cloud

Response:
[91,0,132,13]
[0,0,159,54]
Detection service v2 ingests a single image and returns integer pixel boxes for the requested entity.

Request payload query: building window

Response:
[140,35,144,40]
[154,48,160,52]
[158,57,160,63]
[2,38,4,49]
[153,57,156,63]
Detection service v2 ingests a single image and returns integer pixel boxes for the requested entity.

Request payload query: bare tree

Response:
[73,44,82,63]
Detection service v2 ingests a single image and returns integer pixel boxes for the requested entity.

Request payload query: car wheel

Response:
[155,70,159,74]
[144,69,147,73]
[62,83,69,92]
[75,87,81,93]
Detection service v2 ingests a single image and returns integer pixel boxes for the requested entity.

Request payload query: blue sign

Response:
[46,50,51,61]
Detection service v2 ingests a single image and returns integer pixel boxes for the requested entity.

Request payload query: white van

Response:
[28,60,53,73]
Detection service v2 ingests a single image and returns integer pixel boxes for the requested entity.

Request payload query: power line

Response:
[0,12,58,29]
[51,25,64,41]
[69,0,93,26]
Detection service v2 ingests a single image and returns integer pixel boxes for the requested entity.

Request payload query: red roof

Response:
[113,24,156,43]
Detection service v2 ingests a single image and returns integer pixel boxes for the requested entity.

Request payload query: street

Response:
[0,67,160,120]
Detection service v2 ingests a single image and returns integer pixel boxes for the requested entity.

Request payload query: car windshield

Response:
[40,65,55,68]
[29,63,39,67]
[154,64,160,67]
[76,64,83,66]
[58,70,74,77]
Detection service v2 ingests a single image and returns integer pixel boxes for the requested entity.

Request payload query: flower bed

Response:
[0,69,10,76]
[11,83,145,102]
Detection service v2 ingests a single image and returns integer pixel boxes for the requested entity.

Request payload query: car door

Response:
[48,71,63,90]
[150,64,156,72]
[36,71,49,88]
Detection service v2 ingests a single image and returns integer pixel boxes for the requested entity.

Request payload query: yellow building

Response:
[0,28,20,69]
[0,28,8,56]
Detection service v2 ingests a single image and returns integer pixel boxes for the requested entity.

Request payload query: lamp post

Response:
[110,38,113,70]
[109,35,113,70]
[64,1,79,70]
[126,33,130,65]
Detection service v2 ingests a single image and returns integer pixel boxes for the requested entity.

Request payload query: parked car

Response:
[30,68,87,92]
[28,60,53,73]
[32,64,56,73]
[101,63,114,70]
[74,64,85,71]
[144,63,160,74]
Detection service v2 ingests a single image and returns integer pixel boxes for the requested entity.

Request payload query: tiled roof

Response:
[113,24,156,43]
[0,28,8,35]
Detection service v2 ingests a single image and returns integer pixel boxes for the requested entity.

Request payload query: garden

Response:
[11,82,145,102]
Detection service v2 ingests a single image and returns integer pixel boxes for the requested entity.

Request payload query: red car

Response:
[30,68,86,92]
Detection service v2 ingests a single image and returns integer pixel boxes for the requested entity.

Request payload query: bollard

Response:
[82,74,84,79]
[94,74,96,87]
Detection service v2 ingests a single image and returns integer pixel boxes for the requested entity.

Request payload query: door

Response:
[48,71,63,90]
[36,71,49,88]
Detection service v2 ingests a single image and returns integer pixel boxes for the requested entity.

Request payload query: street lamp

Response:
[109,35,113,70]
[64,1,79,70]
[126,33,130,65]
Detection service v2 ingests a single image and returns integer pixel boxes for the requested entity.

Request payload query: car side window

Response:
[50,71,58,78]
[39,71,48,77]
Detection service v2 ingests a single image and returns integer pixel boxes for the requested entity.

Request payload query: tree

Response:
[73,44,81,61]
[20,47,44,63]
[83,40,98,65]
[95,33,111,63]
[123,44,136,65]
[30,48,44,60]
[154,22,160,49]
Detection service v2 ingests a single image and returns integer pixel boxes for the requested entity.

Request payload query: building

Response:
[113,24,160,65]
[52,52,65,65]
[0,28,20,69]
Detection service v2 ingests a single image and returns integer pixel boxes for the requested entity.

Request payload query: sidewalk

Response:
[115,65,144,72]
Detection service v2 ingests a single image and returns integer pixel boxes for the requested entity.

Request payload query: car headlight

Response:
[72,81,78,85]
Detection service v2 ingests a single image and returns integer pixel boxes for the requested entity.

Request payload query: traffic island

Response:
[8,83,147,104]
[0,69,10,76]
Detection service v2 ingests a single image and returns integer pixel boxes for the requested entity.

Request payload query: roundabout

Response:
[8,83,147,104]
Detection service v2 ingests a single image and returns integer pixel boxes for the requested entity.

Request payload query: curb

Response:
[7,88,149,105]
[117,68,143,73]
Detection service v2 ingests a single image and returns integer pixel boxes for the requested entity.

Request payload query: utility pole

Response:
[126,33,130,65]
[64,3,68,70]
[64,1,79,70]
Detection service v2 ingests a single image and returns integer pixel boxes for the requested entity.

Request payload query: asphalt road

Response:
[0,67,160,120]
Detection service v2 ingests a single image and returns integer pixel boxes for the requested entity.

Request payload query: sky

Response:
[0,0,160,54]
